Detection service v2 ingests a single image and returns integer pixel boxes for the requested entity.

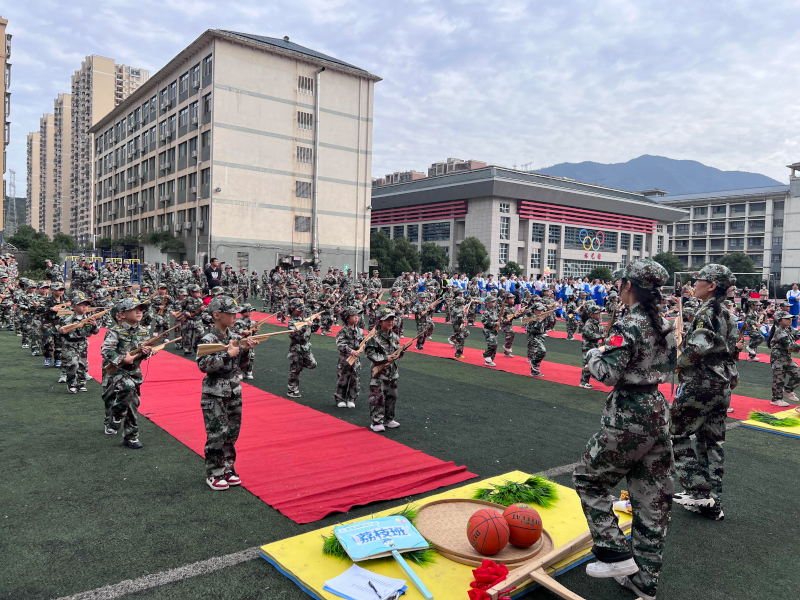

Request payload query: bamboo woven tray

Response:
[415,498,554,567]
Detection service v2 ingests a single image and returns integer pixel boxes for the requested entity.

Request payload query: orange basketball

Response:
[467,508,510,555]
[503,503,543,548]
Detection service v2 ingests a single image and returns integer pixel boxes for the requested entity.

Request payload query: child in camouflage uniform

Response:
[335,306,364,408]
[0,271,13,330]
[480,295,499,367]
[37,281,66,368]
[448,295,470,359]
[743,298,765,361]
[286,298,318,398]
[574,259,677,600]
[365,307,403,432]
[233,304,256,380]
[767,310,800,407]
[152,283,173,336]
[499,292,517,357]
[564,295,579,340]
[177,284,205,355]
[100,298,153,448]
[525,302,548,378]
[197,296,258,491]
[412,291,435,351]
[59,292,101,393]
[580,304,604,389]
[385,287,406,338]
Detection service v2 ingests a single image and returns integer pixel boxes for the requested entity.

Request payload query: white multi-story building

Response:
[370,166,686,278]
[89,29,380,271]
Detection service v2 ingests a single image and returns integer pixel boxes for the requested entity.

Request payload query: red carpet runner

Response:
[86,335,476,524]
[253,312,785,419]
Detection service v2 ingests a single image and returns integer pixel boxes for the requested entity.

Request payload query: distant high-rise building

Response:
[26,132,40,228]
[427,157,486,178]
[70,56,150,245]
[373,169,426,188]
[1,15,11,241]
[38,114,54,237]
[53,93,71,236]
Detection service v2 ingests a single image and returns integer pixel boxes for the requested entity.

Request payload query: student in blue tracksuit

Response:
[592,280,607,307]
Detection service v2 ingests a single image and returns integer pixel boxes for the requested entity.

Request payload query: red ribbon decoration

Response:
[466,560,513,600]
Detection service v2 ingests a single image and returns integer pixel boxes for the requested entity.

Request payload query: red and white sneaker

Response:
[206,477,229,491]
[225,472,241,486]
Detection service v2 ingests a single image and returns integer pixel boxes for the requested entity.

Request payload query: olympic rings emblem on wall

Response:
[580,229,604,251]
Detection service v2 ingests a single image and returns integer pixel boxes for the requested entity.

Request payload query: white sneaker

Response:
[385,420,400,428]
[585,557,639,578]
[369,424,385,432]
[749,355,760,362]
[772,399,791,407]
[86,374,93,381]
[245,374,254,380]
[614,576,655,600]
[581,383,593,389]
[726,407,734,413]
[673,494,714,508]
[447,337,455,346]
[337,401,347,408]
[346,401,355,408]
[58,374,67,383]
[484,358,496,367]
[68,387,77,394]
[784,391,799,402]
[206,477,229,491]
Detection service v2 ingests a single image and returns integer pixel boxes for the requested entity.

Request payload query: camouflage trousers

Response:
[415,321,434,349]
[320,312,334,334]
[573,404,674,598]
[40,324,62,361]
[527,335,546,373]
[747,328,764,354]
[369,313,379,332]
[566,316,578,339]
[141,311,153,331]
[771,358,800,402]
[369,377,398,425]
[580,348,594,385]
[451,325,470,355]
[483,328,498,360]
[670,381,729,507]
[62,343,89,387]
[28,317,42,353]
[153,313,171,337]
[20,312,34,346]
[201,389,243,478]
[0,303,13,329]
[181,320,202,354]
[392,318,404,339]
[288,349,316,394]
[238,288,249,302]
[13,307,23,334]
[108,373,141,441]
[335,359,361,404]
[467,304,478,325]
[502,325,515,353]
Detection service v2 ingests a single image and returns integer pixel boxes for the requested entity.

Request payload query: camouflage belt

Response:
[614,383,658,394]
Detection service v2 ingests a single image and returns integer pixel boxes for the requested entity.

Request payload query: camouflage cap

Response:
[418,291,430,298]
[44,259,53,264]
[608,291,619,298]
[182,261,189,265]
[485,294,498,303]
[614,259,669,290]
[505,292,516,300]
[211,286,225,295]
[177,288,188,296]
[588,303,602,314]
[779,300,791,307]
[774,310,793,321]
[123,260,130,265]
[143,262,151,268]
[533,302,546,311]
[747,298,761,305]
[51,282,65,290]
[39,281,50,288]
[691,264,736,288]
[376,307,395,321]
[683,308,696,318]
[225,265,232,270]
[191,265,200,270]
[723,300,735,307]
[391,286,402,293]
[158,282,168,289]
[239,303,253,312]
[579,290,588,296]
[187,284,202,293]
[340,305,359,320]
[0,271,7,278]
[93,280,103,287]
[289,298,305,312]
[454,295,465,304]
[72,291,90,304]
[116,297,147,312]
[140,282,151,288]
[208,296,239,314]
[353,287,364,294]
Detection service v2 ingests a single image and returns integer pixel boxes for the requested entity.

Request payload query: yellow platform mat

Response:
[260,470,632,599]
[741,409,800,439]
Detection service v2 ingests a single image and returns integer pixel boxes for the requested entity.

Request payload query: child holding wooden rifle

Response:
[233,304,257,380]
[448,295,470,359]
[580,304,605,389]
[744,298,765,361]
[197,296,258,491]
[480,295,499,367]
[335,306,366,408]
[525,302,548,378]
[286,298,319,398]
[59,292,101,393]
[100,298,153,449]
[412,291,436,351]
[175,284,204,356]
[365,308,405,432]
[767,310,800,407]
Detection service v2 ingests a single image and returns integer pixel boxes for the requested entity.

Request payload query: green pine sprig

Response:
[321,504,436,567]
[472,475,559,508]
[749,411,800,428]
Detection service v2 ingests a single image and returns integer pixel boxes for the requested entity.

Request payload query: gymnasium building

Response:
[370,166,687,279]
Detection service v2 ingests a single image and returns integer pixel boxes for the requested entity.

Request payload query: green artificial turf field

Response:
[2,319,798,600]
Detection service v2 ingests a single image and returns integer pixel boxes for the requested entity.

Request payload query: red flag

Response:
[609,335,623,347]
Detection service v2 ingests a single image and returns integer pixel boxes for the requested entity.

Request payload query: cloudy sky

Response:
[6,0,800,196]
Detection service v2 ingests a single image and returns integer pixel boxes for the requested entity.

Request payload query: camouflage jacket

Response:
[152,294,174,316]
[180,297,205,322]
[467,285,482,301]
[237,273,250,289]
[769,325,800,366]
[481,307,499,331]
[368,277,382,291]
[744,310,763,333]
[45,265,64,283]
[451,305,468,329]
[525,315,547,337]
[565,300,578,317]
[59,313,100,350]
[220,272,237,291]
[677,300,739,386]
[196,328,249,396]
[233,316,256,336]
[0,282,13,305]
[365,327,400,380]
[288,316,313,352]
[581,318,605,352]
[385,296,406,315]
[37,293,66,324]
[412,301,433,324]
[336,324,364,365]
[100,321,151,383]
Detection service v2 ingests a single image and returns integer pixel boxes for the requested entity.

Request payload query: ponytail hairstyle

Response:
[767,322,777,346]
[709,284,728,318]
[623,278,671,348]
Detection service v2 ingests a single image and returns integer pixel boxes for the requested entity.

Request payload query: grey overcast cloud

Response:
[6,0,799,195]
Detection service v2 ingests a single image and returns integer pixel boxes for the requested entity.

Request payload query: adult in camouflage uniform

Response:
[672,264,740,522]
[45,259,64,284]
[364,307,403,432]
[249,271,260,299]
[334,306,365,408]
[573,259,677,600]
[190,265,207,295]
[142,262,158,289]
[59,292,101,393]
[412,291,436,351]
[767,310,800,407]
[441,284,456,323]
[37,281,66,368]
[273,280,288,323]
[101,298,153,448]
[580,304,605,389]
[480,295,499,367]
[176,284,205,355]
[743,298,765,360]
[448,295,470,359]
[0,271,14,330]
[286,298,318,398]
[232,304,257,380]
[499,292,517,356]
[368,270,382,294]
[197,296,257,491]
[525,302,548,377]
[28,282,47,356]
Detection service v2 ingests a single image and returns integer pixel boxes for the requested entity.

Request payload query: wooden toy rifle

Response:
[495,298,508,331]
[156,295,171,316]
[242,314,272,336]
[604,305,619,338]
[520,304,561,325]
[104,324,181,375]
[292,311,324,329]
[457,300,478,330]
[371,334,421,377]
[148,337,180,356]
[60,308,112,333]
[421,296,446,316]
[196,330,293,357]
[347,327,377,366]
[56,306,107,317]
[174,305,206,322]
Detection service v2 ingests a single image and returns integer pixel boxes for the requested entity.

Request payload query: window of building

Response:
[168,114,176,133]
[298,76,314,95]
[548,224,561,244]
[179,108,188,127]
[531,222,544,242]
[189,101,199,123]
[749,202,766,214]
[178,176,186,192]
[500,216,510,240]
[712,205,727,216]
[675,239,689,250]
[179,73,189,94]
[694,206,707,217]
[297,111,313,130]
[749,220,765,232]
[694,239,706,250]
[748,237,764,249]
[728,237,744,249]
[749,253,763,267]
[393,225,405,239]
[422,222,451,241]
[408,224,419,242]
[674,224,688,235]
[692,255,704,266]
[774,200,785,211]
[294,216,311,232]
[547,249,557,270]
[189,136,198,156]
[191,64,201,88]
[657,236,663,253]
[295,181,312,198]
[731,204,746,214]
[773,253,782,264]
[200,168,210,185]
[530,249,541,269]
[499,202,510,213]
[729,220,745,232]
[178,142,187,158]
[203,55,213,77]
[169,81,177,102]
[201,130,210,149]
[160,88,168,109]
[773,236,782,247]
[202,93,212,115]
[499,243,509,265]
[296,146,313,164]
[633,235,643,251]
[774,218,784,227]
[693,223,707,234]
[562,259,617,279]
[619,232,630,249]
[711,221,726,233]
[710,238,725,250]
[380,226,391,236]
